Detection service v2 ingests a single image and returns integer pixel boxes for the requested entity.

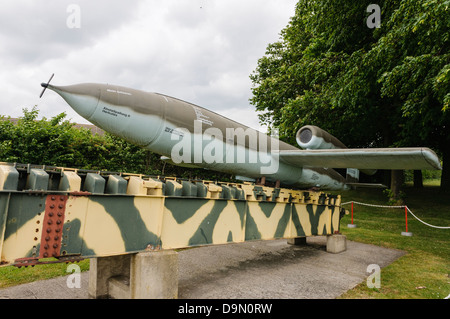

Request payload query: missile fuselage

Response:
[44,83,348,190]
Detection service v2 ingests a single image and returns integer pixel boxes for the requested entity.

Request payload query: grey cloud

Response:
[0,0,141,64]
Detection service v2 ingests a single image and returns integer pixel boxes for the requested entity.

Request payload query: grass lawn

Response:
[336,180,450,299]
[0,260,90,289]
[0,180,449,299]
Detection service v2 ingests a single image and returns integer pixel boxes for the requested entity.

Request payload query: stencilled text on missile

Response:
[102,106,130,118]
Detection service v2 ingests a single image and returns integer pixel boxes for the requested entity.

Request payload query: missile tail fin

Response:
[346,168,360,183]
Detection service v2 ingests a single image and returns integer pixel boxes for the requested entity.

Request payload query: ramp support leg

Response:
[89,250,179,299]
[287,237,307,246]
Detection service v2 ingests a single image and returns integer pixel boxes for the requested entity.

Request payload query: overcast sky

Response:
[0,0,297,132]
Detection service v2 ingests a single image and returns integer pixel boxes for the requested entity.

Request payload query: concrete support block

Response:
[88,250,179,299]
[88,254,131,299]
[401,231,413,237]
[108,275,131,299]
[130,250,178,299]
[326,234,347,253]
[287,237,307,246]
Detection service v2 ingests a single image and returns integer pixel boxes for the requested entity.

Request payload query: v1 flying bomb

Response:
[40,76,441,191]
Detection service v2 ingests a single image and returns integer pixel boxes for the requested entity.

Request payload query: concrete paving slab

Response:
[0,237,405,299]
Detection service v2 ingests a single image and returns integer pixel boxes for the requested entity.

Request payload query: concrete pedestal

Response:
[89,254,131,299]
[287,237,307,246]
[89,250,178,299]
[401,231,413,237]
[326,234,347,253]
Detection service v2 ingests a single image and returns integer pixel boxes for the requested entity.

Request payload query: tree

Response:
[250,0,449,193]
[0,107,84,166]
[374,0,450,191]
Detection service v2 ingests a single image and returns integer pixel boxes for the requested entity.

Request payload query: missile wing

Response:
[286,125,441,171]
[277,147,442,171]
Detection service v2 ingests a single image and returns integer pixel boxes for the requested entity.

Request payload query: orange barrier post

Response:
[405,206,408,233]
[347,201,357,228]
[351,202,354,224]
[401,206,413,236]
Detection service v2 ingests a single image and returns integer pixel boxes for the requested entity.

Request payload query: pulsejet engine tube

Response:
[296,125,347,150]
[296,125,377,176]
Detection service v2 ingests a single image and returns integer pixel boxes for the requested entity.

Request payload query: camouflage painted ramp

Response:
[0,163,344,267]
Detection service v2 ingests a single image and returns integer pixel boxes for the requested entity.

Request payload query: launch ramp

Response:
[0,162,344,267]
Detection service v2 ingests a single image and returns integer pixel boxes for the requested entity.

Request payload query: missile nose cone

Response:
[44,83,101,120]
